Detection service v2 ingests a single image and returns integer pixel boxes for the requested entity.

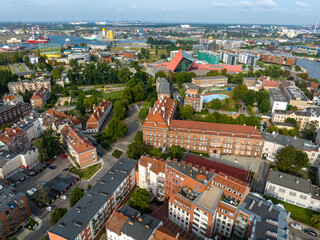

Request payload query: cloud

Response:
[257,0,277,7]
[295,1,308,8]
[239,1,254,7]
[130,5,137,9]
[212,2,229,8]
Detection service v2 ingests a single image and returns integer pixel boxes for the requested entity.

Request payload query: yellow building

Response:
[107,30,114,39]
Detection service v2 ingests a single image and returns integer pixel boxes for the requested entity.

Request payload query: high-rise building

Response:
[197,51,220,64]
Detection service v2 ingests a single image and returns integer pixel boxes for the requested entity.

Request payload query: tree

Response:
[288,105,298,111]
[76,92,86,115]
[210,99,222,110]
[243,90,255,106]
[33,128,61,162]
[260,99,270,113]
[20,89,33,103]
[311,214,320,224]
[221,68,227,76]
[104,118,128,141]
[128,188,151,214]
[69,187,85,207]
[113,101,127,120]
[167,145,184,159]
[133,82,146,101]
[284,118,298,129]
[305,120,318,140]
[50,208,67,226]
[233,85,248,100]
[127,142,144,160]
[35,183,50,205]
[139,107,149,119]
[276,146,310,172]
[295,65,301,71]
[155,71,167,79]
[52,68,62,80]
[180,105,193,119]
[206,70,219,76]
[0,123,12,132]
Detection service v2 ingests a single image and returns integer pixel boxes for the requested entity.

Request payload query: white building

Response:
[269,88,288,113]
[265,169,320,212]
[29,54,39,65]
[86,100,113,132]
[68,53,90,63]
[138,155,166,201]
[15,115,43,143]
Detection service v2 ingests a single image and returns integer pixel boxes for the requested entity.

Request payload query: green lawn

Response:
[264,195,320,229]
[70,164,102,180]
[0,65,9,71]
[98,90,123,101]
[112,149,123,159]
[8,65,15,73]
[17,64,26,72]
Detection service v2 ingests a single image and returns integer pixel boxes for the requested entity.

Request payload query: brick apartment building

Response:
[30,87,50,108]
[191,76,228,88]
[0,127,30,153]
[0,103,32,124]
[3,94,24,105]
[86,100,112,132]
[123,50,136,59]
[8,78,51,94]
[60,125,98,168]
[48,158,137,240]
[260,53,297,67]
[0,185,31,239]
[184,94,203,112]
[143,96,264,158]
[45,109,82,129]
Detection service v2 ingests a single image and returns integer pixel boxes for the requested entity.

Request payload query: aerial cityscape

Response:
[1,1,320,240]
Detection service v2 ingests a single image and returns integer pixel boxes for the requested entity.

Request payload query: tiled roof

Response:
[153,226,187,240]
[169,120,264,140]
[106,212,128,235]
[0,127,25,144]
[61,125,95,154]
[87,100,111,124]
[213,174,248,195]
[166,49,195,72]
[139,155,167,175]
[263,80,279,88]
[46,109,81,126]
[30,87,48,100]
[3,94,16,101]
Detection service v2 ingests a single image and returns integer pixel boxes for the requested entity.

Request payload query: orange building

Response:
[260,53,297,67]
[60,125,97,168]
[86,100,112,132]
[30,87,50,108]
[8,78,51,94]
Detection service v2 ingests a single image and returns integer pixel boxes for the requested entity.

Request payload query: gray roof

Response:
[49,158,137,240]
[0,184,25,213]
[156,78,170,96]
[237,193,289,240]
[284,87,308,101]
[262,132,318,152]
[184,83,200,90]
[273,109,310,117]
[181,50,196,62]
[0,105,17,113]
[270,88,288,103]
[121,220,154,240]
[166,159,214,185]
[267,169,311,194]
[311,185,320,200]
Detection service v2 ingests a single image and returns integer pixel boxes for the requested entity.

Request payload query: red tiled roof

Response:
[213,174,248,195]
[46,109,81,126]
[106,212,128,235]
[0,127,25,143]
[184,154,251,183]
[263,80,279,88]
[3,94,16,101]
[31,87,48,100]
[61,125,95,154]
[169,120,264,140]
[191,63,242,73]
[166,49,194,72]
[153,226,187,240]
[139,155,167,175]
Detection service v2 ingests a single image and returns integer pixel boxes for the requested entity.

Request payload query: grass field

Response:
[70,164,102,180]
[264,195,320,229]
[112,149,123,159]
[98,90,123,101]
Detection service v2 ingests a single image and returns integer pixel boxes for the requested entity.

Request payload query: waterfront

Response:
[1,35,146,49]
[297,58,320,80]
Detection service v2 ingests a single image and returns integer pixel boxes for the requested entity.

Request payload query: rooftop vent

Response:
[249,200,255,210]
[296,179,299,184]
[59,222,66,227]
[279,174,282,179]
[268,204,273,212]
[73,221,82,227]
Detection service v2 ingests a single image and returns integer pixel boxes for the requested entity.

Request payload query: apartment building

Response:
[30,87,50,108]
[184,94,203,112]
[272,110,310,130]
[234,193,290,240]
[138,155,167,201]
[156,78,171,99]
[260,53,297,67]
[0,103,32,124]
[184,83,200,95]
[0,185,31,239]
[238,52,258,67]
[60,125,98,168]
[262,132,319,165]
[15,115,43,142]
[0,127,30,153]
[191,76,228,88]
[197,51,220,64]
[86,100,112,132]
[3,94,23,105]
[143,96,264,158]
[8,78,51,94]
[282,86,308,109]
[261,76,280,91]
[48,158,137,240]
[106,205,162,240]
[45,108,82,129]
[265,169,320,211]
[270,89,288,113]
[242,77,262,91]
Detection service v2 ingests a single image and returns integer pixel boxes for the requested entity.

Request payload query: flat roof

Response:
[195,186,223,212]
[192,75,227,80]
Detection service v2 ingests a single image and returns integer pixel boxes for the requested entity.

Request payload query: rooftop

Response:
[192,75,228,81]
[270,88,287,103]
[49,158,137,240]
[156,78,170,96]
[284,87,308,101]
[0,184,25,213]
[195,186,223,213]
[267,169,311,194]
[273,109,310,116]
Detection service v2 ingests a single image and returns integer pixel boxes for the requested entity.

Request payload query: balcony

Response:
[179,187,199,201]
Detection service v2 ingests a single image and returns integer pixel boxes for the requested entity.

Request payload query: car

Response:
[46,206,54,212]
[304,229,317,237]
[60,195,67,200]
[36,202,43,208]
[31,188,37,193]
[61,155,67,158]
[290,222,302,231]
[62,168,70,172]
[49,166,56,170]
[26,190,34,196]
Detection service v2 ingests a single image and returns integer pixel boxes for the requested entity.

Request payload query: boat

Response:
[81,34,97,41]
[38,35,50,40]
[27,36,48,44]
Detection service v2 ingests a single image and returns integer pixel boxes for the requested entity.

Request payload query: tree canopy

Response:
[50,208,67,226]
[69,187,85,207]
[104,118,128,141]
[180,105,193,119]
[128,188,151,214]
[276,146,310,172]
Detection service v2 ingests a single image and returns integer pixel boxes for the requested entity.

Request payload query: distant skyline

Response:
[1,0,319,25]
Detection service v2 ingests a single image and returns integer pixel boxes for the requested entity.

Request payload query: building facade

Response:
[260,53,297,67]
[30,87,50,108]
[0,103,32,124]
[48,158,137,240]
[192,76,228,88]
[86,100,112,132]
[184,95,203,112]
[281,87,308,109]
[0,127,30,153]
[197,51,220,64]
[270,89,288,113]
[8,78,51,94]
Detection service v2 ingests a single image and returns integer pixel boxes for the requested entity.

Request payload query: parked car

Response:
[49,166,56,170]
[31,188,37,193]
[61,155,67,158]
[46,206,54,212]
[304,229,317,237]
[60,195,67,200]
[62,168,70,172]
[290,222,302,230]
[36,203,43,208]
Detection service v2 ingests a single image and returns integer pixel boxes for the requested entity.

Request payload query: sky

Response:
[0,0,319,25]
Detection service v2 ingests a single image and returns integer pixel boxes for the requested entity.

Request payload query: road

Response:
[288,219,320,240]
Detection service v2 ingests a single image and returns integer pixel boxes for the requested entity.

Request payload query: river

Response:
[297,59,320,80]
[1,35,146,49]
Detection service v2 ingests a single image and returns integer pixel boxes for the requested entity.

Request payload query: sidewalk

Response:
[16,215,43,240]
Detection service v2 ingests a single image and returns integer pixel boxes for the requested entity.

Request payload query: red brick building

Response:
[30,87,50,108]
[143,96,264,158]
[60,125,98,168]
[123,50,135,59]
[0,103,32,124]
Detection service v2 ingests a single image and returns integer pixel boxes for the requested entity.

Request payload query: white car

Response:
[60,195,67,200]
[46,206,54,212]
[31,188,37,193]
[290,222,302,230]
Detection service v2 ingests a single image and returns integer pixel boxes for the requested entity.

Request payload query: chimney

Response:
[249,200,255,210]
[268,204,273,212]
